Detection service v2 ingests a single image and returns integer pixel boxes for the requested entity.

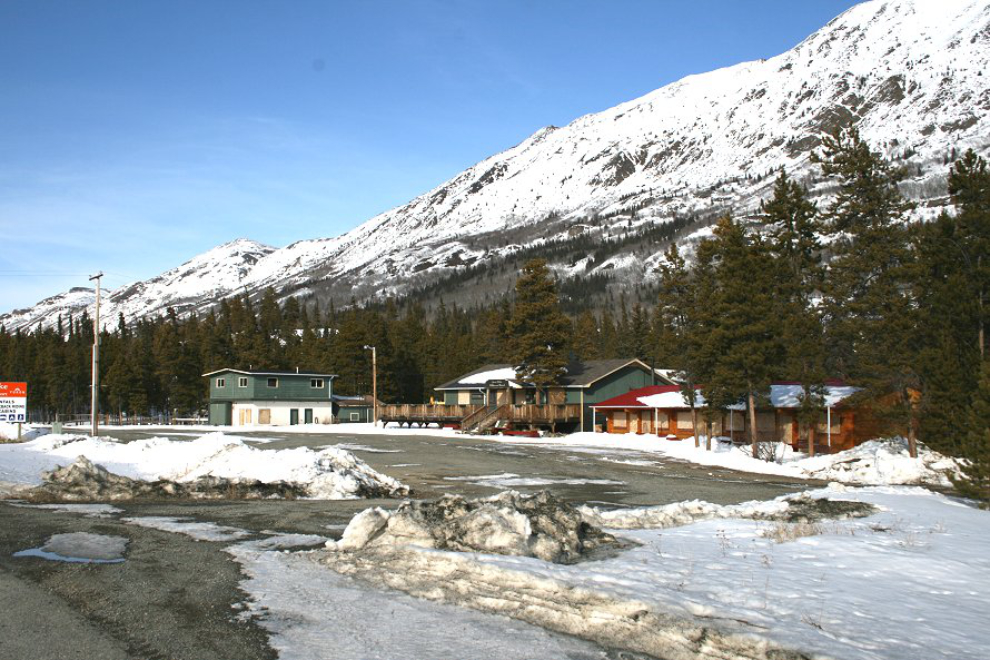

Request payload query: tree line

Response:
[0,127,987,502]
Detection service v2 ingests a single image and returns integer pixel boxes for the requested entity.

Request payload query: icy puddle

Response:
[14,532,128,564]
[444,472,623,488]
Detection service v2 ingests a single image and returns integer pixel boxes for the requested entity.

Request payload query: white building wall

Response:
[231,401,335,427]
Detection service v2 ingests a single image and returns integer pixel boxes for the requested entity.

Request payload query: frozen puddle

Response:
[122,516,252,542]
[15,532,127,564]
[6,502,123,517]
[445,472,623,488]
[334,443,403,454]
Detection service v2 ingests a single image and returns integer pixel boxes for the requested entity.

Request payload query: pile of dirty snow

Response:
[327,490,618,563]
[796,437,961,487]
[0,432,408,500]
[579,489,876,530]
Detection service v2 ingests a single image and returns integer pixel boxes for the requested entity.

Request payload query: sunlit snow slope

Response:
[5,0,990,330]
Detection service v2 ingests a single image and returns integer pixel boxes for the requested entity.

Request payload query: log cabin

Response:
[590,382,892,454]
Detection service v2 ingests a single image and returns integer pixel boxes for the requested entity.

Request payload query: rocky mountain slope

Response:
[5,0,990,331]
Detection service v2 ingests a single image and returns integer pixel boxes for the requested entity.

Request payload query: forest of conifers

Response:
[1,128,987,499]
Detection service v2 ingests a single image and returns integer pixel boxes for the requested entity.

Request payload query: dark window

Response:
[267,378,278,388]
[216,378,225,388]
[238,377,248,388]
[311,378,324,388]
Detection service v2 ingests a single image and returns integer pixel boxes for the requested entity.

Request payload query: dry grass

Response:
[762,521,826,543]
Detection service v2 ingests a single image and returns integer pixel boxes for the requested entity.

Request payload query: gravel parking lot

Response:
[1,428,814,660]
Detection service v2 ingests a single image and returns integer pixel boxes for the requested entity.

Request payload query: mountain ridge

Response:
[5,0,990,331]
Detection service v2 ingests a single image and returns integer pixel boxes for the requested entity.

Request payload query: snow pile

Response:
[320,486,990,660]
[798,437,961,487]
[494,432,964,486]
[0,432,408,500]
[0,422,45,442]
[231,540,607,660]
[580,490,876,531]
[327,491,618,563]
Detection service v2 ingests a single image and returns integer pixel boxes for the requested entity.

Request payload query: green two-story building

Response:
[204,368,337,427]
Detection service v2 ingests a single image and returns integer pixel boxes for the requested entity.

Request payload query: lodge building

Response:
[591,382,876,453]
[204,368,337,427]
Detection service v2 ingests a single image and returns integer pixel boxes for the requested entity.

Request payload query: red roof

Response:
[592,385,686,409]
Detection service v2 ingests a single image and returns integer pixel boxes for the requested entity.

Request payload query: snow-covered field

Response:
[319,485,989,660]
[0,432,407,499]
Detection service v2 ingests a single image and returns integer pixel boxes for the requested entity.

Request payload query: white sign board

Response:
[0,382,27,422]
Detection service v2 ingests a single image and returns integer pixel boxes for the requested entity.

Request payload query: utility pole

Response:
[89,272,103,437]
[363,345,377,425]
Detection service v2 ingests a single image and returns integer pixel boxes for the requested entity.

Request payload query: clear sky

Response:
[0,0,860,313]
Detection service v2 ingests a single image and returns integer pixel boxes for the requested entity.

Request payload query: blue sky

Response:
[0,0,860,313]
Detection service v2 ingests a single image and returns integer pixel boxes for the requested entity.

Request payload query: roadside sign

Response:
[0,382,27,423]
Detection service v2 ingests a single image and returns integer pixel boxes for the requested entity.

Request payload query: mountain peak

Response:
[4,0,989,331]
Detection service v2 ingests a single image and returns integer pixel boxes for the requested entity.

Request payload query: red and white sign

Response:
[0,382,27,422]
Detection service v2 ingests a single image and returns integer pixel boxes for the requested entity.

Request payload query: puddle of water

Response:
[13,532,128,564]
[13,548,125,564]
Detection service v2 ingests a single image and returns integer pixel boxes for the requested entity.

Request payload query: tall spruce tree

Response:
[507,259,570,388]
[815,127,920,456]
[692,215,785,458]
[955,360,990,507]
[761,170,827,454]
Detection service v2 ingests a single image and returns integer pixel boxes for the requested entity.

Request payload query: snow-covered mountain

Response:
[5,0,990,331]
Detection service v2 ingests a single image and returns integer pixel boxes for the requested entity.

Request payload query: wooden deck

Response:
[378,404,482,427]
[378,403,582,432]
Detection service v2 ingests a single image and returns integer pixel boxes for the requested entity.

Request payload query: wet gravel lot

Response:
[1,428,816,660]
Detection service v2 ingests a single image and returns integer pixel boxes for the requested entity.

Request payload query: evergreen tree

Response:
[815,127,920,456]
[692,216,785,458]
[761,169,827,454]
[955,360,990,507]
[507,259,570,388]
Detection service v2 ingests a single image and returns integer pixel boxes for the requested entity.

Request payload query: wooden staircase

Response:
[461,404,509,434]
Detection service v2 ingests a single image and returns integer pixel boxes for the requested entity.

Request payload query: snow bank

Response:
[0,422,46,442]
[579,488,875,530]
[231,539,607,660]
[494,432,962,486]
[319,485,990,660]
[0,432,408,500]
[798,437,962,486]
[327,491,618,563]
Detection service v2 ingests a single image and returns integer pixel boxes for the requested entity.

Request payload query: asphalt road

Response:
[1,428,816,660]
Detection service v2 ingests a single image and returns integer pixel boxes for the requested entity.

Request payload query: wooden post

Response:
[748,390,759,459]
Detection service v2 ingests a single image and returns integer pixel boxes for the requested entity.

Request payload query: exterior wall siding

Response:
[209,372,332,403]
[583,365,655,431]
[230,401,335,427]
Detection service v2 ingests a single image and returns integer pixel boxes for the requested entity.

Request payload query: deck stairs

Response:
[461,404,509,434]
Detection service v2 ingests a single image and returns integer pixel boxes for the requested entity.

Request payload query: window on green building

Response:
[238,377,248,388]
[216,378,225,388]
[311,378,324,388]
[267,378,278,388]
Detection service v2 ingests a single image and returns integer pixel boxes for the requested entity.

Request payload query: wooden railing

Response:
[378,404,482,424]
[503,404,581,424]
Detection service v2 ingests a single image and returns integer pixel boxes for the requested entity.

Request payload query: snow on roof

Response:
[457,367,519,386]
[596,383,861,410]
